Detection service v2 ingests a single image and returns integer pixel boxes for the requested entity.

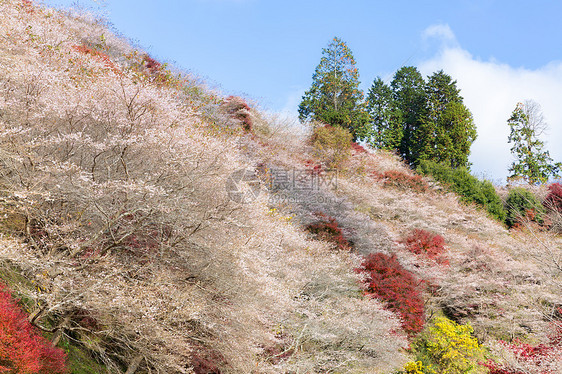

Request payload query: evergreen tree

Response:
[415,71,476,168]
[507,100,562,184]
[390,66,426,162]
[366,77,403,150]
[298,37,368,140]
[379,69,476,168]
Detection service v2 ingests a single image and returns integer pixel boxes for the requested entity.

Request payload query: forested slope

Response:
[0,1,559,373]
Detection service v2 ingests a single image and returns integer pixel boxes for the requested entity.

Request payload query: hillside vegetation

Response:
[0,1,560,373]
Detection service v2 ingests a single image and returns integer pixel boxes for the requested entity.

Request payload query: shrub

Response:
[543,182,562,213]
[261,333,294,365]
[190,343,226,374]
[309,124,352,168]
[304,159,323,176]
[549,318,562,346]
[505,187,545,228]
[72,44,120,75]
[479,180,508,222]
[223,96,253,131]
[482,334,562,374]
[480,364,522,374]
[123,51,182,87]
[418,160,506,221]
[544,183,562,233]
[374,170,428,193]
[350,142,367,154]
[358,253,425,335]
[411,316,485,374]
[0,283,67,373]
[402,229,448,264]
[21,0,34,13]
[401,360,426,374]
[142,54,162,75]
[306,213,351,251]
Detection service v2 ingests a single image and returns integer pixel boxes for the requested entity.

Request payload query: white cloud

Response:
[422,24,458,47]
[419,25,562,183]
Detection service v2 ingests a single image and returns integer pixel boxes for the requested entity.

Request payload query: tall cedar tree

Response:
[298,37,369,140]
[507,100,562,184]
[366,77,403,150]
[369,68,476,168]
[416,71,476,168]
[390,66,426,163]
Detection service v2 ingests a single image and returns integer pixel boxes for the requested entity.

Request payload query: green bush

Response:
[309,124,352,168]
[479,181,507,222]
[504,187,545,228]
[418,160,506,222]
[409,316,486,374]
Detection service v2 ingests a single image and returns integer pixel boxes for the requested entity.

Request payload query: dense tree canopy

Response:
[390,66,426,162]
[367,68,476,168]
[298,37,368,140]
[301,39,477,168]
[507,100,562,184]
[415,71,476,168]
[366,77,402,150]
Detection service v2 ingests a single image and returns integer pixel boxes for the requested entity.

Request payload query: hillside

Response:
[0,1,560,373]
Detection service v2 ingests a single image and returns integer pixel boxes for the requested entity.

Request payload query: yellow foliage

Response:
[412,316,486,374]
[403,361,431,374]
[268,207,293,223]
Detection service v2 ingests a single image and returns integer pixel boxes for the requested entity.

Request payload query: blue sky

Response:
[40,0,562,183]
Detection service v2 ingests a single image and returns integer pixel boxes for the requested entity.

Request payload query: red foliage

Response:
[373,170,428,193]
[114,215,171,261]
[79,212,171,264]
[482,332,562,374]
[72,45,120,75]
[261,334,294,365]
[21,0,34,13]
[509,342,553,365]
[350,142,367,154]
[306,213,351,251]
[0,283,67,373]
[402,229,448,265]
[120,228,163,257]
[511,207,550,232]
[223,96,252,132]
[70,308,100,331]
[525,208,539,222]
[544,182,562,213]
[140,55,178,86]
[549,319,562,346]
[142,55,162,75]
[304,159,323,176]
[481,361,524,374]
[190,343,225,374]
[262,346,294,365]
[312,164,322,174]
[357,253,425,335]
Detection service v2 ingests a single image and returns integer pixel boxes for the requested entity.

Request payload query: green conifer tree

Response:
[390,66,426,163]
[298,37,368,140]
[415,71,476,168]
[507,100,562,184]
[366,77,403,150]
